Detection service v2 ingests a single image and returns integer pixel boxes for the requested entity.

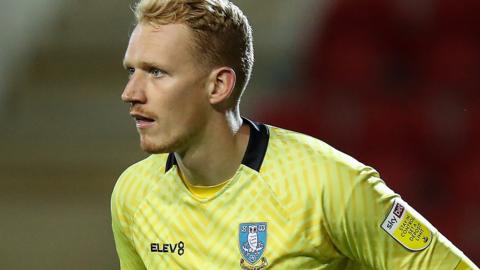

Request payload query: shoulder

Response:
[262,125,382,201]
[265,125,366,173]
[112,154,170,216]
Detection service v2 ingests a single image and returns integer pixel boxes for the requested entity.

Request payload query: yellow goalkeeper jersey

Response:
[111,118,478,270]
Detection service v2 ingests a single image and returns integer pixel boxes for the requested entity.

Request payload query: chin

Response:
[140,141,171,154]
[139,135,183,154]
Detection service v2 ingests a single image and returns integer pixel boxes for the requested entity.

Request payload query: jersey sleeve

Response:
[322,165,478,270]
[111,177,147,270]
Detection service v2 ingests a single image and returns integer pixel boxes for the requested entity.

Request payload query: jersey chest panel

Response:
[130,168,342,269]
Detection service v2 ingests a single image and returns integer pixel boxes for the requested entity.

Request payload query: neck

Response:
[174,109,250,186]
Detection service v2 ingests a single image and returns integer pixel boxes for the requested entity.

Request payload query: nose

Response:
[121,73,147,104]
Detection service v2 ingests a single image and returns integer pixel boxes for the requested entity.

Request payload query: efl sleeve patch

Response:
[381,199,432,251]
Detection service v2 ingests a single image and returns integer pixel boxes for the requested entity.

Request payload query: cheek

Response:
[149,74,209,121]
[175,78,209,111]
[179,92,209,125]
[162,83,209,126]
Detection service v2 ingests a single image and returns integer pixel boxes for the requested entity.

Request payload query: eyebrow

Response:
[122,60,162,70]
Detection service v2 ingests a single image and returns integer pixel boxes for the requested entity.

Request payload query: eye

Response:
[126,67,135,78]
[150,68,164,78]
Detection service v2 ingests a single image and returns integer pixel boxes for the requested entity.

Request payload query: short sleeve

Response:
[322,166,477,269]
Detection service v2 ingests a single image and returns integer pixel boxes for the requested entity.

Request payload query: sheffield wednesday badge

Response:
[239,222,268,270]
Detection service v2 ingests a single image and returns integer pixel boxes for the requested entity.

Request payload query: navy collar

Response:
[165,117,269,173]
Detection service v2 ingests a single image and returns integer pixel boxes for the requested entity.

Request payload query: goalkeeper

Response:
[111,0,479,269]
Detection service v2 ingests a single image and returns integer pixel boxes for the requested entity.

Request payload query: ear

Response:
[207,67,236,105]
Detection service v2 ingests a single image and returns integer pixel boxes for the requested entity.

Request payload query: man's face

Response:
[122,23,211,153]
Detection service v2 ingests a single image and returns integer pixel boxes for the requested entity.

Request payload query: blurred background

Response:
[0,0,478,269]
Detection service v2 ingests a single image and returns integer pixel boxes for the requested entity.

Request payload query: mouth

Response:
[130,113,156,128]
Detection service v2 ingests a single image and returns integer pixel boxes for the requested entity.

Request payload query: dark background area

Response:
[0,0,478,269]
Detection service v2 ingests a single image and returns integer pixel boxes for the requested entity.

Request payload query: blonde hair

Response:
[134,0,254,105]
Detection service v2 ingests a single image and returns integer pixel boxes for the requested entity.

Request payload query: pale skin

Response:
[121,22,250,187]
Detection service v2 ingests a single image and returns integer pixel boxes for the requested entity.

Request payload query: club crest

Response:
[239,222,268,269]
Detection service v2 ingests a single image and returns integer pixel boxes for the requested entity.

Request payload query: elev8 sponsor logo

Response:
[151,241,185,256]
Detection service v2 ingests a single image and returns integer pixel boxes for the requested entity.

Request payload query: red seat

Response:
[432,0,480,35]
